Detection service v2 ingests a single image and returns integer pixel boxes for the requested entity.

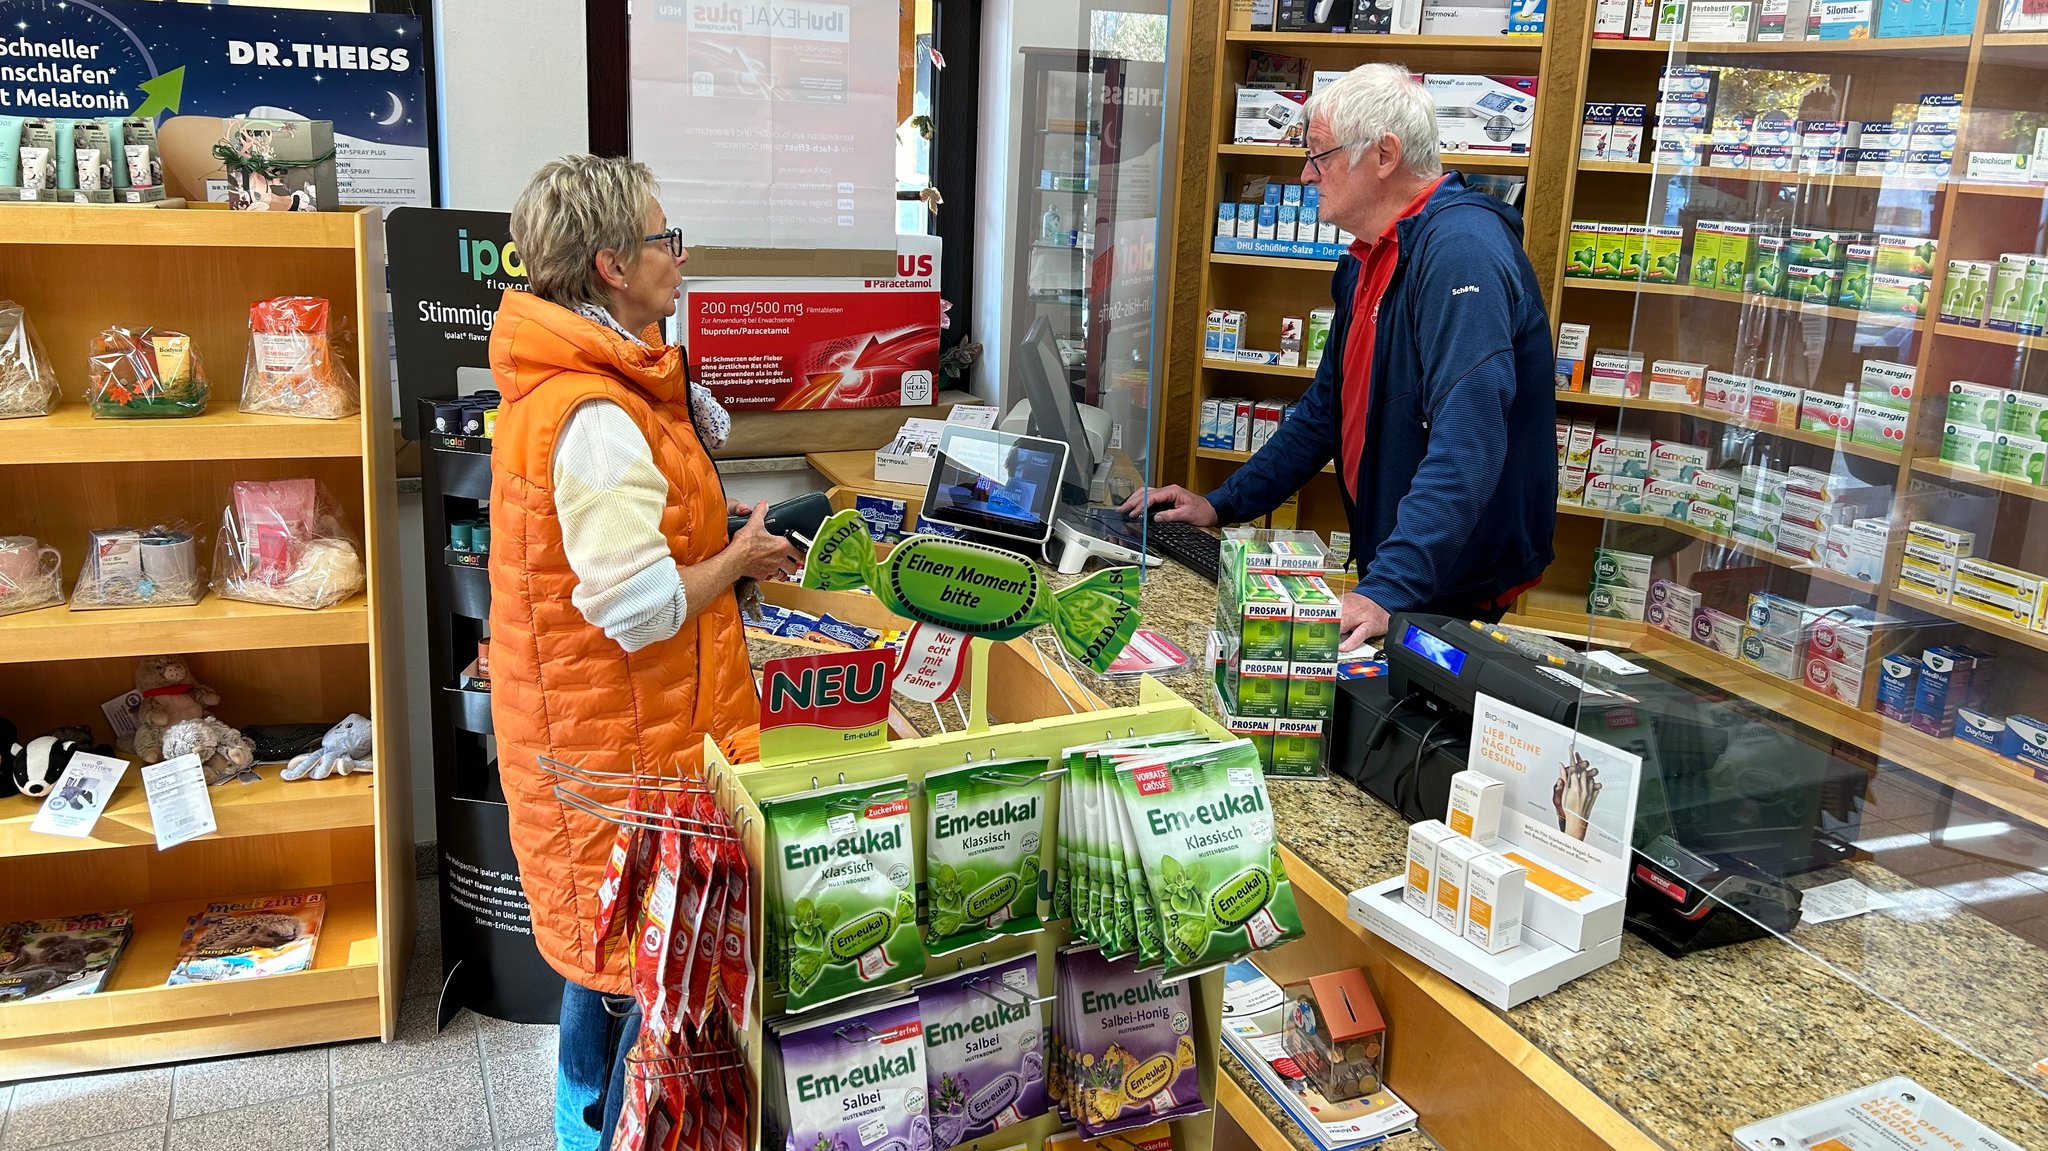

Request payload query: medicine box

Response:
[1940,423,2000,472]
[1748,380,1805,427]
[1588,351,1645,398]
[1704,371,1751,414]
[1819,0,1875,36]
[1753,234,1791,296]
[1645,227,1685,282]
[1651,440,1711,480]
[1777,520,1826,561]
[1876,654,1919,721]
[1804,650,1870,707]
[1558,466,1590,503]
[1649,360,1708,404]
[1993,433,2046,483]
[1446,771,1505,843]
[1227,657,1291,719]
[1799,388,1857,435]
[1220,568,1294,659]
[1838,243,1876,309]
[1236,87,1311,145]
[1583,474,1645,514]
[1280,575,1342,661]
[1948,380,2004,430]
[1592,547,1654,590]
[1463,855,1526,955]
[2007,716,2048,771]
[1741,629,1802,679]
[1590,432,1653,476]
[1692,468,1739,507]
[1955,557,2046,627]
[1609,104,1647,161]
[1876,234,1938,278]
[1647,579,1703,636]
[1852,402,1910,452]
[2001,389,2048,440]
[1567,221,1601,278]
[1588,583,1648,621]
[1864,272,1934,317]
[1582,103,1616,160]
[1687,499,1735,534]
[1913,645,1986,737]
[1908,520,1976,554]
[1405,820,1459,916]
[1286,662,1340,721]
[1596,0,1633,34]
[1794,261,1859,305]
[1956,709,2008,755]
[1940,260,1990,326]
[1748,591,1806,641]
[1433,836,1492,937]
[1566,422,1596,467]
[1787,228,1858,268]
[1690,606,1743,654]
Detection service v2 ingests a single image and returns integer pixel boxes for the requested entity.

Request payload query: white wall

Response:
[432,0,590,210]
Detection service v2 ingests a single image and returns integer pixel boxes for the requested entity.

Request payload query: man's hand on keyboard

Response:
[1116,484,1219,528]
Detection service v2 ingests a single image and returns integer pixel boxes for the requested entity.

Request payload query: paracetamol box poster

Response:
[685,235,941,410]
[1468,693,1642,894]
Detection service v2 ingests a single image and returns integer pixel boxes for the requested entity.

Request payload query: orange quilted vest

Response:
[486,288,760,994]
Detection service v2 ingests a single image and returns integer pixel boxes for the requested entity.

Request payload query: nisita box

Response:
[1876,653,1919,721]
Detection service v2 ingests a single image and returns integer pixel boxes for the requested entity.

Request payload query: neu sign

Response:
[759,649,893,766]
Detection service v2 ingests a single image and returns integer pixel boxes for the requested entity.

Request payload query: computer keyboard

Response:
[1144,520,1222,582]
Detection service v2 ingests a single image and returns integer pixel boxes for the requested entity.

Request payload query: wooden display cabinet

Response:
[0,204,410,1078]
[1528,20,2048,836]
[1169,1,1583,542]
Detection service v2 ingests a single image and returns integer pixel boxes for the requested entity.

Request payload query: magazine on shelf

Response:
[165,891,326,985]
[1732,1077,2023,1151]
[0,910,134,1003]
[1220,958,1419,1151]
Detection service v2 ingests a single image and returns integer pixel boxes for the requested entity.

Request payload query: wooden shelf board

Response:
[1933,320,2048,353]
[1984,30,2048,44]
[1948,181,2048,199]
[0,203,365,249]
[1505,603,2048,828]
[0,882,380,1042]
[0,595,370,665]
[0,772,374,859]
[1210,252,1339,271]
[1564,277,1922,328]
[1910,457,2048,504]
[1890,585,2048,655]
[1556,502,1878,594]
[1197,446,1335,474]
[1218,143,1531,170]
[0,404,365,466]
[1576,159,1933,191]
[1555,390,1904,465]
[1590,33,1970,52]
[1225,30,1542,47]
[1202,358,1317,379]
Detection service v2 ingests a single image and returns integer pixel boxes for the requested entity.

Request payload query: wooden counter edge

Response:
[1218,1071,1310,1151]
[1279,846,1664,1151]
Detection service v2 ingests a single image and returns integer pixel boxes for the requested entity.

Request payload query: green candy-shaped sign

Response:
[803,509,1141,673]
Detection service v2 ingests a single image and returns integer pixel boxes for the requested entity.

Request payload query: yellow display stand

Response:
[707,677,1233,1151]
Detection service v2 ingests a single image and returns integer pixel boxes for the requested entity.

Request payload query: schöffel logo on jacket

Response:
[1452,285,1480,296]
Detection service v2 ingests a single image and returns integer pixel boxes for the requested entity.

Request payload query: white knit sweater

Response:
[550,305,731,653]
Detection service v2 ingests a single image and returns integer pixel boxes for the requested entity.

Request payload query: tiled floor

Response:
[0,866,564,1151]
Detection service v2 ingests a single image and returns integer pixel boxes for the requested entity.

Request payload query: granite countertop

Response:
[746,556,2048,1151]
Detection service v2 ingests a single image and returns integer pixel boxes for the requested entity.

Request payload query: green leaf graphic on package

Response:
[802,509,1141,673]
[923,759,1051,954]
[764,777,924,1012]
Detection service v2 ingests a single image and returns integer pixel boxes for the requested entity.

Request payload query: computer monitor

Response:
[1016,316,1096,505]
[919,425,1069,546]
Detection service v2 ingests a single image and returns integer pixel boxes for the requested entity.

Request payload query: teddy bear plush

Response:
[132,655,226,764]
[160,716,258,787]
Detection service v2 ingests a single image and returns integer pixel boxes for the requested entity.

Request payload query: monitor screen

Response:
[1400,623,1468,675]
[1016,316,1094,504]
[921,426,1069,545]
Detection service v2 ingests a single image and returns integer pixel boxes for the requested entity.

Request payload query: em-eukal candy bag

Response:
[919,953,1048,1146]
[764,776,924,1013]
[923,758,1050,955]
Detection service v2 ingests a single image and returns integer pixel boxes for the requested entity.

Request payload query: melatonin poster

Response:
[0,0,430,208]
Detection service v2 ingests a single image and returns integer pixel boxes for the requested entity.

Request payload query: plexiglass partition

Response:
[1548,20,2048,1122]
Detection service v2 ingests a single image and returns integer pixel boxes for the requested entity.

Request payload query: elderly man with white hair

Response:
[1127,64,1557,647]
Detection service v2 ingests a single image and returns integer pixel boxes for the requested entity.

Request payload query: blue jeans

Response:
[556,979,642,1151]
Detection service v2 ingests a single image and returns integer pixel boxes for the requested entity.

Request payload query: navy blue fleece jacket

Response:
[1206,173,1557,614]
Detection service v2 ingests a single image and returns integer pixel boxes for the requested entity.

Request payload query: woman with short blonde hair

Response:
[487,154,793,1151]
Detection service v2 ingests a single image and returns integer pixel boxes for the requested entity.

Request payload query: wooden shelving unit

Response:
[1535,9,2048,825]
[1168,3,1583,540]
[0,204,409,1079]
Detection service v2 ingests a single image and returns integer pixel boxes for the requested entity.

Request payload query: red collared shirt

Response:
[1339,176,1445,500]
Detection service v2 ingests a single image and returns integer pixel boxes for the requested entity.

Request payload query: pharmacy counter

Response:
[749,516,2048,1151]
